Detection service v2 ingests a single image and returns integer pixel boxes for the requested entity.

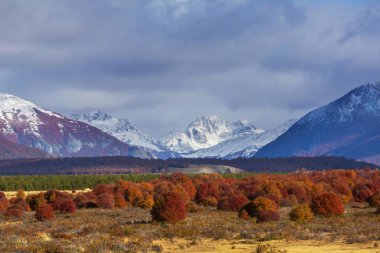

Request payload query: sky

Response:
[0,0,379,137]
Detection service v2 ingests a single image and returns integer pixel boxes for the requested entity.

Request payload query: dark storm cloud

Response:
[0,0,379,137]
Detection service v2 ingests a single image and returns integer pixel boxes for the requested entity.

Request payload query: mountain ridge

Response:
[0,93,154,159]
[255,82,380,165]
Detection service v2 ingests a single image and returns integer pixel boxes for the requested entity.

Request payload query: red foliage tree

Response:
[27,192,46,211]
[239,196,279,223]
[151,192,186,224]
[311,193,344,217]
[0,192,10,212]
[97,193,115,209]
[352,183,373,203]
[165,173,196,201]
[58,199,77,214]
[217,194,248,212]
[74,193,98,209]
[195,182,220,205]
[35,203,55,221]
[4,205,24,218]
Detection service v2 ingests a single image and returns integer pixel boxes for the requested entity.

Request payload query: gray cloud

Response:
[0,0,379,137]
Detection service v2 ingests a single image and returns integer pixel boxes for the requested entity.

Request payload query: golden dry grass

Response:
[0,204,380,252]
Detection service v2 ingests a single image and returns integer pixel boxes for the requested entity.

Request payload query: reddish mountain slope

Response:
[0,93,153,158]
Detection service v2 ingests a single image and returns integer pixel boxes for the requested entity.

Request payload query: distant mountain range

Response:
[256,83,380,165]
[0,93,152,159]
[67,112,295,159]
[0,82,379,165]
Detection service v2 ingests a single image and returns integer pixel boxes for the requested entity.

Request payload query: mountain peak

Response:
[256,82,380,162]
[67,111,163,151]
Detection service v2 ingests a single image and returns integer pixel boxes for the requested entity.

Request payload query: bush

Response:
[35,204,55,221]
[289,204,314,222]
[165,173,196,200]
[27,192,46,211]
[74,193,98,209]
[256,211,280,223]
[4,205,24,218]
[114,193,127,208]
[241,197,277,216]
[369,192,380,208]
[311,193,344,217]
[98,193,115,209]
[0,192,10,212]
[217,194,248,211]
[238,209,249,220]
[14,198,31,212]
[239,197,278,223]
[93,184,114,196]
[154,181,190,205]
[58,199,77,214]
[352,183,373,203]
[195,182,220,205]
[151,192,186,224]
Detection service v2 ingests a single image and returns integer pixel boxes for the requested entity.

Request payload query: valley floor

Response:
[1,204,380,252]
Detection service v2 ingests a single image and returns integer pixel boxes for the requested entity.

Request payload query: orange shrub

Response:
[195,182,220,206]
[239,197,278,222]
[289,204,314,222]
[114,193,127,208]
[35,204,55,221]
[369,192,380,208]
[352,183,373,203]
[97,193,115,209]
[0,192,10,212]
[74,193,98,209]
[256,211,280,223]
[4,205,24,218]
[165,173,196,200]
[27,192,46,211]
[154,181,190,205]
[58,199,77,214]
[14,198,31,212]
[151,192,186,224]
[134,191,154,209]
[311,193,344,217]
[238,209,249,220]
[217,194,248,212]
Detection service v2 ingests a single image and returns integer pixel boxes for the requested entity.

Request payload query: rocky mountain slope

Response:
[0,93,153,158]
[255,83,380,165]
[70,113,296,159]
[67,111,164,151]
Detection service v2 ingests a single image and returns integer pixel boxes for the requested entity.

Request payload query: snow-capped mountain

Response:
[67,111,164,151]
[162,116,264,153]
[0,93,153,158]
[68,112,297,159]
[184,119,297,159]
[255,83,380,165]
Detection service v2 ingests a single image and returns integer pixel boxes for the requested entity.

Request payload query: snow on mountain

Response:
[67,112,297,159]
[183,119,297,159]
[255,82,380,164]
[67,111,164,151]
[0,93,153,158]
[162,116,264,153]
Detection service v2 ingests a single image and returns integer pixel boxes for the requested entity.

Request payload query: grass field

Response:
[1,204,379,252]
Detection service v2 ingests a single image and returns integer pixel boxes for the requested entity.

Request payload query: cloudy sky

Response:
[0,0,379,137]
